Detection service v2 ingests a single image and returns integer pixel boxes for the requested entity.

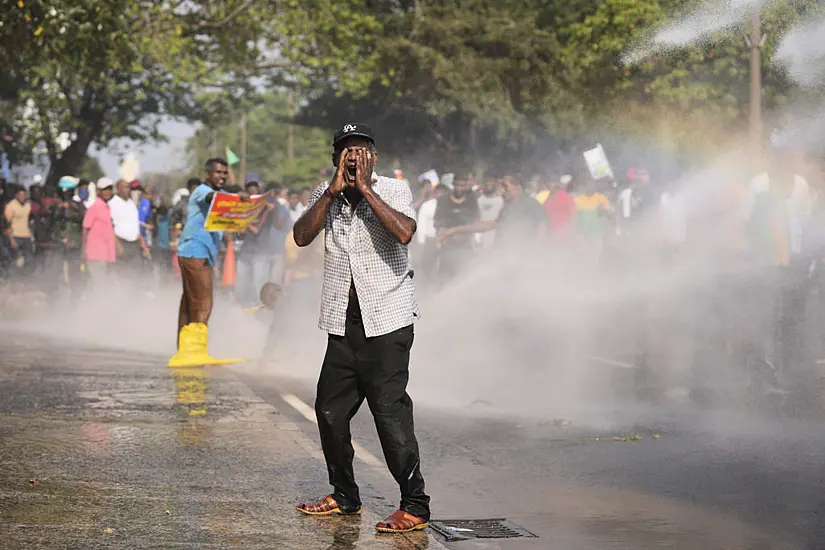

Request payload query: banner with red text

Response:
[204,191,270,232]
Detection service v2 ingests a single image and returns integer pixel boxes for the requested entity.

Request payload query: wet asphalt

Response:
[2,334,825,549]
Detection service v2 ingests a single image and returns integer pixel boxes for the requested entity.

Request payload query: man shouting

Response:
[293,123,430,534]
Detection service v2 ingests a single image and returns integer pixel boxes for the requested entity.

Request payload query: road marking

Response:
[282,393,384,469]
[588,355,636,369]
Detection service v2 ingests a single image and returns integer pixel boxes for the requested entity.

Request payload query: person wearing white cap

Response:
[81,178,116,282]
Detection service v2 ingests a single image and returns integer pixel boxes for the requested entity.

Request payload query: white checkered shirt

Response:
[305,174,420,337]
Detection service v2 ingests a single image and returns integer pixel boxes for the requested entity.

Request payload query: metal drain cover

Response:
[430,518,537,541]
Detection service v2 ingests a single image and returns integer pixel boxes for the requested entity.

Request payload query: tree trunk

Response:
[45,140,90,188]
[45,107,105,188]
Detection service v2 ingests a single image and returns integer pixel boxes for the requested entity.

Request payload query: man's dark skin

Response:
[199,161,250,251]
[201,161,237,204]
[293,136,416,247]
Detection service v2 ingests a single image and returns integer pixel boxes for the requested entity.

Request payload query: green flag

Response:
[225,147,240,165]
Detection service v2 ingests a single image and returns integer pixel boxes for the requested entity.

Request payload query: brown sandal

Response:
[296,495,361,516]
[375,510,429,533]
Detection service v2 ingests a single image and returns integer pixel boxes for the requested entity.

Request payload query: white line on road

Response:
[282,394,385,469]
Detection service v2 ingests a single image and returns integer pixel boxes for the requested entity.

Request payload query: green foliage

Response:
[185,91,330,189]
[0,1,295,184]
[143,170,190,200]
[2,0,822,183]
[76,155,104,182]
[293,0,822,169]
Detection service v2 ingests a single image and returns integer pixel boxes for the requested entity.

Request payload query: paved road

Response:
[2,333,824,549]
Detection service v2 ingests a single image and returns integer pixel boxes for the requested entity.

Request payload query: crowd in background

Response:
[3,148,825,407]
[0,172,322,302]
[408,149,825,407]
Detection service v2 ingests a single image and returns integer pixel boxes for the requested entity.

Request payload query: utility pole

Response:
[287,92,295,162]
[748,11,764,156]
[240,111,248,185]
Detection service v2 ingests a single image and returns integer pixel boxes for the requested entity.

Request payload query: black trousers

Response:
[315,295,430,520]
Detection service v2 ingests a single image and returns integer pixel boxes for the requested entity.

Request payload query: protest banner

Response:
[583,143,614,180]
[204,191,270,232]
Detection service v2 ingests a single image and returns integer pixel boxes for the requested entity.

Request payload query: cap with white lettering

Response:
[332,123,375,147]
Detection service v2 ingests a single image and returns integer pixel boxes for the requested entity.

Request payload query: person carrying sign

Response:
[168,157,250,367]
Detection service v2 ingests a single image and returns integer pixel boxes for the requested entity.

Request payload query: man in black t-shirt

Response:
[438,176,545,252]
[495,176,547,248]
[434,174,479,281]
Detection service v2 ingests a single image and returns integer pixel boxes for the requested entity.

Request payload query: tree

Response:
[558,0,821,155]
[185,91,330,189]
[0,1,315,186]
[143,170,191,200]
[4,0,820,186]
[294,0,822,173]
[76,155,104,182]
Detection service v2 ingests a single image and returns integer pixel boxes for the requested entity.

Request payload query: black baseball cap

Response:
[332,123,375,147]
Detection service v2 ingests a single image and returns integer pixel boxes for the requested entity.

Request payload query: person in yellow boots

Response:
[169,158,249,367]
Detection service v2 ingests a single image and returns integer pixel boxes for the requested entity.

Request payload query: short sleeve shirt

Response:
[82,198,116,262]
[177,184,223,266]
[496,193,546,247]
[306,175,419,337]
[4,200,32,238]
[434,194,479,249]
[575,193,611,237]
[108,195,141,242]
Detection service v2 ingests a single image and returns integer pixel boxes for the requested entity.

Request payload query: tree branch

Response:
[247,60,291,73]
[186,0,256,34]
[58,80,80,119]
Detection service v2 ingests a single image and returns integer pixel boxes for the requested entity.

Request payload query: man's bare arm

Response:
[81,228,90,260]
[355,149,416,245]
[294,150,348,247]
[293,193,334,247]
[361,187,417,245]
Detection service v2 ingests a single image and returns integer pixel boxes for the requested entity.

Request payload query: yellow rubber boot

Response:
[168,323,211,367]
[168,323,244,367]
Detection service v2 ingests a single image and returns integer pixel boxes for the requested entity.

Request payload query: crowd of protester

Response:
[0,172,320,302]
[407,149,825,408]
[3,147,825,408]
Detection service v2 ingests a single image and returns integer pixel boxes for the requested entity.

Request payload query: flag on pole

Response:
[226,147,240,165]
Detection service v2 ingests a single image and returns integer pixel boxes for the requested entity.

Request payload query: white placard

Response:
[583,143,613,180]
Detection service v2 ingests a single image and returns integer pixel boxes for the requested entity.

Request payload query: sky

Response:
[91,118,195,179]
